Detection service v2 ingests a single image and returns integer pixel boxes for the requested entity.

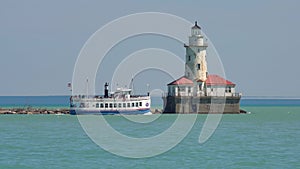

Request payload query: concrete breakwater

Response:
[163,96,244,114]
[0,108,70,115]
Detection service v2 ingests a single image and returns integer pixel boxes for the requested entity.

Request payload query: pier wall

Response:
[163,96,241,114]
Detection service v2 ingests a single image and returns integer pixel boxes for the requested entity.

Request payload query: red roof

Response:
[204,74,235,86]
[168,76,193,85]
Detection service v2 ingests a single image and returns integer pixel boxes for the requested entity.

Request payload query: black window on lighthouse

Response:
[197,64,200,70]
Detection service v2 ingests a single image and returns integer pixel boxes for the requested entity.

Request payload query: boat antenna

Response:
[86,78,89,98]
[147,83,150,96]
[130,75,134,95]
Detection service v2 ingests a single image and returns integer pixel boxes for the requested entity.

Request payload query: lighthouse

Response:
[185,21,208,82]
[163,21,242,114]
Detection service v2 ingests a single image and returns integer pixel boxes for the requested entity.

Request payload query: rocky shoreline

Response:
[0,108,70,115]
[0,108,163,115]
[0,108,244,114]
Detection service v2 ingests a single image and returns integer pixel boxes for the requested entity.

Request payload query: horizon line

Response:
[1,95,300,99]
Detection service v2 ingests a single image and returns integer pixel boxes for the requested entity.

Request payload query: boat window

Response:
[132,103,135,107]
[139,102,142,106]
[114,103,117,108]
[109,103,113,108]
[135,102,139,107]
[127,103,130,107]
[123,103,126,108]
[100,103,104,108]
[96,103,99,108]
[105,103,108,108]
[118,103,122,108]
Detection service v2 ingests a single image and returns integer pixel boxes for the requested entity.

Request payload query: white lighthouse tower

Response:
[184,21,208,82]
[164,21,241,114]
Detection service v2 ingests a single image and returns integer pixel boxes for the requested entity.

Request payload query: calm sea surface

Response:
[0,96,300,168]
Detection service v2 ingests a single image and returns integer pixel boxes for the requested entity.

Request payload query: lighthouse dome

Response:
[192,21,201,29]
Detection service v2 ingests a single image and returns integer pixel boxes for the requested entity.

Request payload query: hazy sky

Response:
[0,0,299,96]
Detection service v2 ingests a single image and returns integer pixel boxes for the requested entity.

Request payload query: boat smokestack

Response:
[104,82,109,98]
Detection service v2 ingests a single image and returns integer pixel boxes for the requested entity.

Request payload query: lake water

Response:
[0,96,300,168]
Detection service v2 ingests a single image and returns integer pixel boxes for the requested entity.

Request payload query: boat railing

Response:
[71,95,150,102]
[164,92,242,97]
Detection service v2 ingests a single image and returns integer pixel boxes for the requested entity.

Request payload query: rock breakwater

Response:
[0,108,70,114]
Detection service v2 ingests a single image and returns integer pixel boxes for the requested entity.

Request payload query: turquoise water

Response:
[0,106,299,168]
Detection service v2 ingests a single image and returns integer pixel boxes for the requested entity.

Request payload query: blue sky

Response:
[0,0,299,96]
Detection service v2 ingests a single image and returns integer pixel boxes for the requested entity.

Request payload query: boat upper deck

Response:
[71,95,150,102]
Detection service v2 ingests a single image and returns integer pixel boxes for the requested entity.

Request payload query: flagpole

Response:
[86,78,89,98]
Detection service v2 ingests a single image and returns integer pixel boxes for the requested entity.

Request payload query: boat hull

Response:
[70,108,150,115]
